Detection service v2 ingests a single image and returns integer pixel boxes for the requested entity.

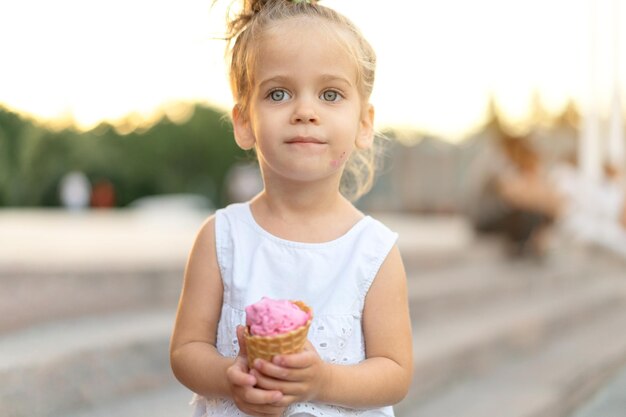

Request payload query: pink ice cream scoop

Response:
[245,297,311,336]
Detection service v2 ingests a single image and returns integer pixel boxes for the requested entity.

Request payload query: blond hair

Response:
[220,0,382,201]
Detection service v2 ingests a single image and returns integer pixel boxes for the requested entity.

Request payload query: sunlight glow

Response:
[0,0,624,139]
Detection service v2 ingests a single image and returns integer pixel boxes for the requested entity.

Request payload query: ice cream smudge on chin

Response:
[330,151,347,168]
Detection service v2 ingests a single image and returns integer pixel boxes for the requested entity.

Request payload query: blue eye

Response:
[321,90,341,102]
[269,89,290,101]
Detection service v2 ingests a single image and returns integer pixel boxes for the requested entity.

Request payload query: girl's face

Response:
[233,18,374,187]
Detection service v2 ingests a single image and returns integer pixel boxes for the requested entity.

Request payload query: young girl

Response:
[170,1,413,416]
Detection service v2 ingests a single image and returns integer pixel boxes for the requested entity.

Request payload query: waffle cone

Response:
[244,301,312,369]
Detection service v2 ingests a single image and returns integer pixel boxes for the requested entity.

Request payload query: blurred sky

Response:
[0,0,624,140]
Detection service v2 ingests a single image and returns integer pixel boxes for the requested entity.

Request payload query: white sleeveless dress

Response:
[190,202,399,417]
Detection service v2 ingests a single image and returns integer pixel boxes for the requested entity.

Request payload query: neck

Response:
[256,174,346,220]
[248,168,366,243]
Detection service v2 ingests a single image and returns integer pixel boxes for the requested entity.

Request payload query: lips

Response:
[285,136,326,145]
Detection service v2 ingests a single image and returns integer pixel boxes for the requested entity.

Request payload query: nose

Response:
[290,97,319,124]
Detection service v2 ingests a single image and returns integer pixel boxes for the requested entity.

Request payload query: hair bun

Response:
[245,0,318,13]
[244,0,269,14]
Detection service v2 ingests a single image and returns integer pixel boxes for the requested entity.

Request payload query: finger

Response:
[255,410,284,417]
[233,354,251,373]
[272,340,318,369]
[255,408,285,417]
[254,359,294,381]
[272,349,315,370]
[238,403,285,417]
[240,403,285,417]
[227,359,256,386]
[236,325,248,356]
[242,384,283,405]
[250,368,290,391]
[272,394,299,408]
[252,369,304,399]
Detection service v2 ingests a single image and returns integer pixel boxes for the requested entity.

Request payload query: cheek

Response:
[330,151,348,168]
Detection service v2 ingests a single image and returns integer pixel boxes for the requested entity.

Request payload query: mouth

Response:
[285,136,326,145]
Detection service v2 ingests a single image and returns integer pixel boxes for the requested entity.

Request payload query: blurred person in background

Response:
[492,143,626,259]
[59,171,91,212]
[525,156,626,258]
[465,134,556,258]
[90,178,116,208]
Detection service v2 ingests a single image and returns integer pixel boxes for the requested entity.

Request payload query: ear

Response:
[355,103,375,150]
[232,105,256,150]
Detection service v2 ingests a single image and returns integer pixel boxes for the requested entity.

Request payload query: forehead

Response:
[253,18,358,85]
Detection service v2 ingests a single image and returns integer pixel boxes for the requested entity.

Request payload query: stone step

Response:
[408,256,585,319]
[3,265,619,417]
[0,268,182,333]
[569,361,626,417]
[0,309,175,417]
[0,209,198,333]
[56,384,192,417]
[54,309,626,417]
[0,237,597,335]
[407,273,626,402]
[46,277,626,417]
[377,213,482,273]
[395,302,626,417]
[407,241,625,318]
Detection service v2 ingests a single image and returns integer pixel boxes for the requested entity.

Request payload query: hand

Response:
[226,326,287,417]
[250,340,329,407]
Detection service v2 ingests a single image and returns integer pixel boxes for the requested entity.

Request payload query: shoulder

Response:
[190,214,217,255]
[350,213,401,299]
[197,203,254,264]
[376,244,405,278]
[366,214,397,233]
[193,203,245,250]
[211,202,254,231]
[342,198,397,240]
[195,203,248,239]
[365,243,407,317]
[361,214,399,246]
[365,217,402,278]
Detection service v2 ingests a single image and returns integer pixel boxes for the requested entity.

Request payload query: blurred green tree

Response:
[0,104,247,208]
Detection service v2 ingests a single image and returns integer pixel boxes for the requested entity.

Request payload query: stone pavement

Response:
[0,208,206,272]
[0,208,474,272]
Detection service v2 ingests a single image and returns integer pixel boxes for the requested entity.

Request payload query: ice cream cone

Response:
[244,301,312,368]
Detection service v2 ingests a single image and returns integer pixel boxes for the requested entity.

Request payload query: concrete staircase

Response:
[395,245,626,417]
[1,210,626,417]
[0,268,190,417]
[0,210,197,417]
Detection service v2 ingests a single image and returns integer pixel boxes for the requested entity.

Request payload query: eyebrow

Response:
[258,74,354,90]
[319,74,353,87]
[258,76,291,91]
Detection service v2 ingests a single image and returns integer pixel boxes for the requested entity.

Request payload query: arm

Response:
[169,216,285,415]
[252,244,413,408]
